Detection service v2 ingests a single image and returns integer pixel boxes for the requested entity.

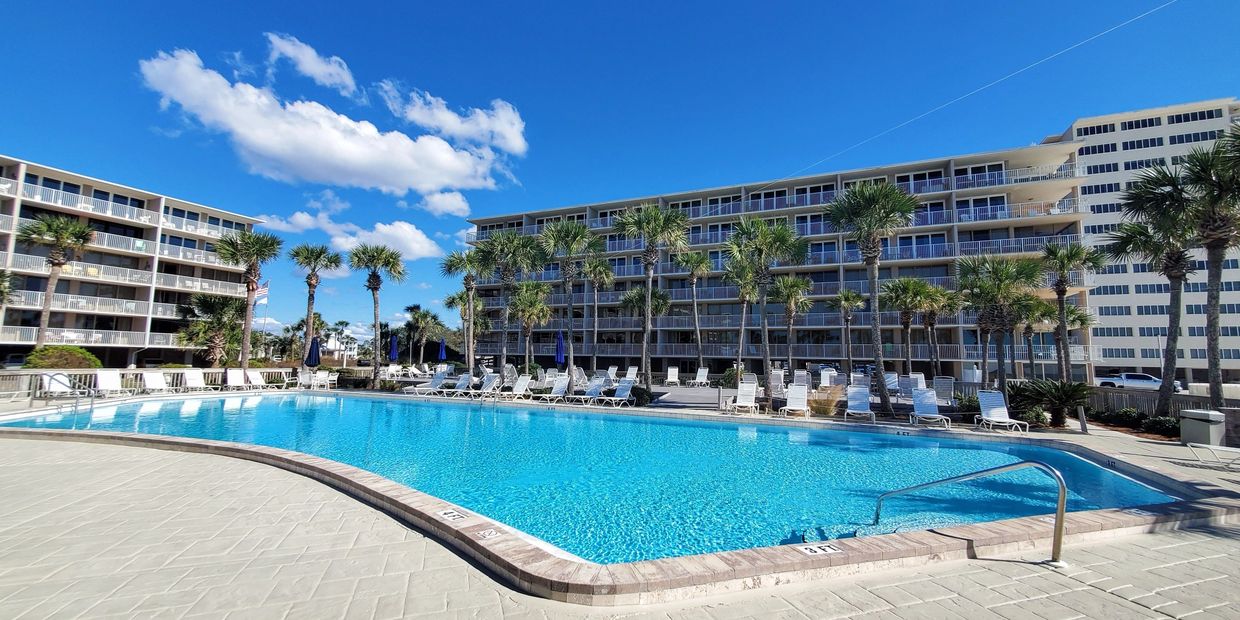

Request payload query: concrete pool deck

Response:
[1,437,1239,619]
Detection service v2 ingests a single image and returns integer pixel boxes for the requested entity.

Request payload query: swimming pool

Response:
[3,393,1173,564]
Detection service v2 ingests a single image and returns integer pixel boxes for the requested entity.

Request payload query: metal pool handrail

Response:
[871,460,1068,565]
[42,372,96,417]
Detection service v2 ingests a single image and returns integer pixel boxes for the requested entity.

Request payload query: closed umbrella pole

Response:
[304,336,322,368]
[389,333,399,363]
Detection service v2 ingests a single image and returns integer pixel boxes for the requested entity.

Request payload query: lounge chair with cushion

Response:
[844,386,875,422]
[687,368,710,387]
[778,384,809,417]
[975,390,1029,433]
[664,367,680,386]
[910,388,951,428]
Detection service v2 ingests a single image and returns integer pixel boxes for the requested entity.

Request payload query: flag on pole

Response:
[254,281,270,306]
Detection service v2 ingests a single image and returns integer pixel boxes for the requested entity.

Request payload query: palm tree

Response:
[510,281,552,374]
[215,230,284,369]
[1180,141,1240,409]
[957,255,1041,392]
[620,286,671,321]
[723,255,759,373]
[405,304,445,366]
[477,231,546,380]
[444,290,490,352]
[1016,296,1057,380]
[348,244,405,387]
[177,294,246,367]
[1040,243,1106,381]
[829,289,866,376]
[440,249,489,377]
[825,183,917,413]
[540,220,603,392]
[918,285,961,378]
[1109,163,1200,413]
[769,275,813,372]
[614,204,689,391]
[881,278,931,375]
[15,215,94,347]
[582,257,615,372]
[675,251,713,369]
[288,244,342,365]
[726,217,809,375]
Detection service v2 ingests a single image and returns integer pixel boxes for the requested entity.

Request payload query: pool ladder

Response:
[43,372,97,417]
[863,460,1068,566]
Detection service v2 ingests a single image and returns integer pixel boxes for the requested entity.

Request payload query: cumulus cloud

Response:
[139,49,499,195]
[329,221,442,261]
[415,191,470,217]
[264,33,356,96]
[435,227,474,247]
[253,316,283,332]
[417,282,432,289]
[378,80,527,156]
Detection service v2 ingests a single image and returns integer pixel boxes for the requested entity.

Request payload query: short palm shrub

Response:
[955,392,980,412]
[1025,379,1091,427]
[1140,416,1180,437]
[719,368,740,389]
[23,346,102,369]
[1015,406,1050,428]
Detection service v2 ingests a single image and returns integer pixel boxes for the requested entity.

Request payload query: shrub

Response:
[159,363,191,369]
[1015,406,1049,428]
[1006,382,1039,415]
[23,346,102,369]
[1108,408,1147,429]
[1140,416,1180,437]
[629,386,653,407]
[808,385,845,417]
[521,361,542,375]
[248,358,274,368]
[1025,380,1091,427]
[955,392,979,412]
[719,368,739,389]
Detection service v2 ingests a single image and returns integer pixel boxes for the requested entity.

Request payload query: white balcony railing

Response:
[154,273,246,296]
[151,302,182,318]
[0,326,149,347]
[0,178,18,197]
[162,214,229,238]
[158,243,224,265]
[147,332,180,347]
[17,218,155,255]
[7,290,150,316]
[7,253,155,285]
[20,184,156,225]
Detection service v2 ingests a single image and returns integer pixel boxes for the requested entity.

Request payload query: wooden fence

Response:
[1086,386,1237,417]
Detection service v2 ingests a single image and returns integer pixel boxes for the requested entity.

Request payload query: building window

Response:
[1098,263,1128,274]
[1167,108,1222,124]
[1169,130,1221,145]
[1092,327,1133,337]
[1084,223,1119,235]
[1089,202,1123,215]
[1184,281,1240,293]
[1121,116,1162,130]
[1085,162,1119,174]
[1189,326,1240,337]
[1090,284,1129,295]
[1098,306,1132,316]
[1123,157,1166,170]
[1076,123,1115,137]
[1081,183,1120,195]
[1139,327,1170,337]
[1078,143,1117,156]
[1136,305,1168,315]
[1122,137,1164,151]
[1101,348,1135,359]
[1187,303,1240,314]
[1135,283,1170,294]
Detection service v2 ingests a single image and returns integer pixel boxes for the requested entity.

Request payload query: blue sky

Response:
[1,0,1236,337]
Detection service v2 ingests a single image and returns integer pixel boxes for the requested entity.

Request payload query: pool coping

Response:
[2,391,1238,605]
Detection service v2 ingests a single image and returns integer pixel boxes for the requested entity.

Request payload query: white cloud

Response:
[417,282,432,289]
[330,221,443,261]
[306,189,350,213]
[253,316,283,332]
[139,49,499,196]
[416,191,470,217]
[264,33,356,96]
[433,227,474,247]
[319,266,352,280]
[378,80,527,156]
[224,50,256,80]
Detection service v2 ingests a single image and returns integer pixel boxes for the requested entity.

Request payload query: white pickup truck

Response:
[1094,372,1182,392]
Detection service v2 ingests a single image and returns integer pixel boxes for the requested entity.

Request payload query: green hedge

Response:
[23,346,102,369]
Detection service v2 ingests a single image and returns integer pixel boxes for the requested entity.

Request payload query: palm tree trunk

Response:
[418,336,427,366]
[930,320,941,377]
[692,281,704,369]
[499,283,511,378]
[642,263,654,392]
[565,277,576,393]
[980,328,992,388]
[1055,286,1069,382]
[842,318,853,375]
[1024,327,1036,380]
[1155,274,1185,416]
[302,283,316,365]
[591,284,600,373]
[785,312,794,373]
[736,302,748,373]
[241,281,256,370]
[1205,244,1225,409]
[995,329,1008,393]
[868,260,892,414]
[524,329,532,374]
[464,285,475,376]
[902,320,912,376]
[370,288,381,388]
[36,265,62,348]
[760,282,773,376]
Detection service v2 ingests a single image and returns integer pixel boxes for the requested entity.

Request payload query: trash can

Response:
[1179,409,1225,446]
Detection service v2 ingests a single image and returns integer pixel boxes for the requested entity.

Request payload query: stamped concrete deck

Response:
[1,435,1239,619]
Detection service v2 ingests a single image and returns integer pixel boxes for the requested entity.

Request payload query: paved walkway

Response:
[1,438,1239,619]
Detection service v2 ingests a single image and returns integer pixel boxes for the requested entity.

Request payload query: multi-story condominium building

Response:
[0,155,260,367]
[1067,98,1240,383]
[467,97,1240,383]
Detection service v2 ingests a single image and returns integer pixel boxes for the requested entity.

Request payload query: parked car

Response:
[1094,372,1182,392]
[2,354,25,369]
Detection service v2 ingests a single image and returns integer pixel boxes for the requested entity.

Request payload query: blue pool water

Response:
[3,394,1172,563]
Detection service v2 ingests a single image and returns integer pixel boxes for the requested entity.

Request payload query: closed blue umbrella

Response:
[555,331,566,366]
[389,333,399,362]
[438,337,447,361]
[304,336,322,367]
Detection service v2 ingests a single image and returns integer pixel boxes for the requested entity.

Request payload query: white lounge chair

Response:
[535,375,570,403]
[95,369,135,397]
[501,374,532,400]
[402,372,447,395]
[910,388,951,428]
[565,377,606,404]
[933,376,956,406]
[225,368,248,391]
[741,373,758,385]
[313,370,330,388]
[607,366,618,380]
[778,384,809,417]
[844,386,875,422]
[768,373,787,400]
[819,368,837,388]
[624,366,638,381]
[664,367,680,386]
[440,373,482,398]
[1186,443,1240,471]
[245,370,280,390]
[910,372,926,389]
[850,372,869,387]
[898,376,914,400]
[594,379,636,407]
[793,370,810,387]
[687,368,710,387]
[884,372,900,399]
[39,373,92,399]
[183,368,220,392]
[726,382,758,414]
[975,390,1029,434]
[468,373,502,399]
[142,371,178,394]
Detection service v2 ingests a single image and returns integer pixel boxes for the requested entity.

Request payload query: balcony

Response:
[162,214,229,238]
[8,253,155,285]
[7,290,150,316]
[158,243,224,265]
[154,273,247,296]
[894,178,951,195]
[0,326,149,347]
[0,177,17,197]
[472,341,1095,362]
[20,184,156,226]
[469,224,544,242]
[952,163,1081,191]
[19,218,158,256]
[146,332,181,347]
[687,230,732,246]
[841,242,956,263]
[152,302,182,318]
[957,234,1082,256]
